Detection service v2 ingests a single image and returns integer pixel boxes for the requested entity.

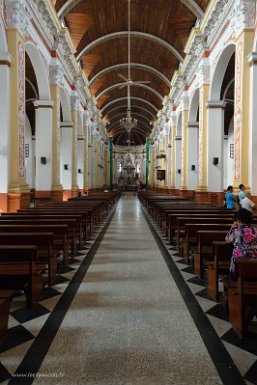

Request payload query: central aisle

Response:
[34,196,221,385]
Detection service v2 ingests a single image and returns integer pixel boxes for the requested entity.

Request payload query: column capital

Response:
[0,52,12,66]
[233,0,255,32]
[34,100,53,109]
[248,52,257,65]
[49,60,64,87]
[6,0,29,35]
[187,121,199,128]
[206,100,227,109]
[60,121,73,128]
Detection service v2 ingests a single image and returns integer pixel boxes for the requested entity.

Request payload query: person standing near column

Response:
[225,185,236,209]
[238,184,246,207]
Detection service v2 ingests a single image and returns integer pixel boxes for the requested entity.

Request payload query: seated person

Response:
[225,209,257,279]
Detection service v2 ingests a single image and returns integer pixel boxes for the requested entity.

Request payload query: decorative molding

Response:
[70,92,80,110]
[198,57,210,85]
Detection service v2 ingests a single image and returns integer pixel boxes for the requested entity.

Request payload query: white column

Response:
[0,53,11,193]
[61,122,73,190]
[167,143,172,188]
[77,136,84,190]
[175,136,182,189]
[249,53,257,195]
[88,132,92,190]
[34,100,53,191]
[187,122,198,190]
[207,101,226,192]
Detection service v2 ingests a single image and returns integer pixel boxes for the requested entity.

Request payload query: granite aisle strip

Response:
[27,196,226,385]
[7,207,117,385]
[141,206,245,385]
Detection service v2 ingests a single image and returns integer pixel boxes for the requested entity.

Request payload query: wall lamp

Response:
[40,157,47,165]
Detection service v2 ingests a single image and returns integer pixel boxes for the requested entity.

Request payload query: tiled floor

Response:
[0,196,256,385]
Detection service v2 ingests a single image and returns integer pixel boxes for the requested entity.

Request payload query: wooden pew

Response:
[183,223,231,263]
[0,218,77,257]
[193,230,228,278]
[0,233,56,285]
[17,209,89,241]
[1,213,84,249]
[207,241,233,301]
[0,245,46,309]
[224,259,257,338]
[0,290,14,343]
[0,224,69,266]
[177,219,232,254]
[168,212,234,244]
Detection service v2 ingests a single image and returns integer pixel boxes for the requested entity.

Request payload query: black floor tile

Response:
[181,265,195,274]
[222,328,257,355]
[244,360,257,385]
[206,303,229,321]
[57,266,75,274]
[0,362,11,383]
[11,304,50,324]
[196,288,217,301]
[0,325,34,353]
[187,276,206,286]
[40,287,62,301]
[53,275,70,285]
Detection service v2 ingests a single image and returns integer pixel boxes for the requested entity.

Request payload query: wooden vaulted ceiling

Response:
[54,0,210,145]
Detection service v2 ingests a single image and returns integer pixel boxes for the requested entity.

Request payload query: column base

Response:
[6,192,30,212]
[194,190,210,203]
[63,189,78,201]
[51,190,63,202]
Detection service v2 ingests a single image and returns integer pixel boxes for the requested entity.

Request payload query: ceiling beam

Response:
[76,31,183,63]
[110,122,150,135]
[101,97,158,114]
[89,63,170,87]
[58,0,204,23]
[110,112,150,127]
[96,82,163,102]
[180,0,204,19]
[105,104,155,120]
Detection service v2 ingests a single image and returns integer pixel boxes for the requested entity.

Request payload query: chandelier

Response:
[120,109,137,133]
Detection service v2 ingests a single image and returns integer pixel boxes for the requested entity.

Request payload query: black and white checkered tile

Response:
[149,216,257,385]
[0,221,107,385]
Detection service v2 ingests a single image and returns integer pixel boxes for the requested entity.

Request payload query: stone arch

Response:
[189,88,199,122]
[188,89,199,190]
[210,43,236,100]
[60,87,71,121]
[25,41,50,100]
[208,43,236,193]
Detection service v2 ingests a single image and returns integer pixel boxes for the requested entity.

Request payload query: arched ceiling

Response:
[54,0,210,145]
